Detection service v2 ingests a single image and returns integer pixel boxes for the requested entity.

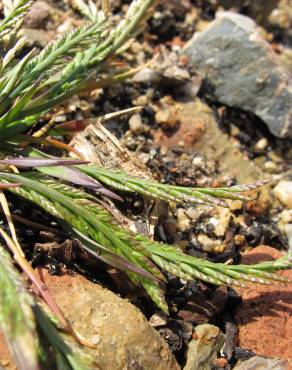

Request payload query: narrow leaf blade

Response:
[38,165,123,201]
[0,158,89,167]
[0,245,39,370]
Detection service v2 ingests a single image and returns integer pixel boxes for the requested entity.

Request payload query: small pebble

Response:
[149,313,167,327]
[192,156,205,167]
[234,234,246,246]
[129,113,145,135]
[268,150,283,163]
[133,68,160,84]
[273,181,292,208]
[185,207,204,222]
[54,114,67,122]
[131,41,143,53]
[263,160,278,173]
[160,146,168,156]
[209,209,231,237]
[135,95,149,106]
[254,137,268,152]
[155,107,178,129]
[138,152,151,164]
[230,124,240,137]
[197,234,221,253]
[178,140,185,147]
[230,200,243,211]
[163,65,190,81]
[177,208,191,232]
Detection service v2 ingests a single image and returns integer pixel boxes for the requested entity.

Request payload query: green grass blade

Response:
[78,165,262,206]
[0,245,39,370]
[34,305,93,370]
[0,0,35,37]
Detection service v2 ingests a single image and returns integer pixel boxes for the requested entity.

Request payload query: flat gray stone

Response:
[234,356,288,370]
[183,12,292,138]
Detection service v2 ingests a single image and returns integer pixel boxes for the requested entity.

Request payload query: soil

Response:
[0,1,291,369]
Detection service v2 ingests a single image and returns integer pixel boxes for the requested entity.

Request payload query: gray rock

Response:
[184,324,226,370]
[183,12,292,138]
[234,356,288,370]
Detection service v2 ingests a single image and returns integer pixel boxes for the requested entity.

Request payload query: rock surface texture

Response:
[273,181,292,209]
[153,99,262,182]
[183,12,292,138]
[234,246,292,368]
[234,356,288,370]
[183,324,225,370]
[39,270,179,370]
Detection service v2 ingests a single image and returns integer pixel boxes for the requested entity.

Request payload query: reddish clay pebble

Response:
[234,246,292,368]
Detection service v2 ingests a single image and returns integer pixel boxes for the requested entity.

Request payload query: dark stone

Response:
[183,12,292,138]
[176,286,228,324]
